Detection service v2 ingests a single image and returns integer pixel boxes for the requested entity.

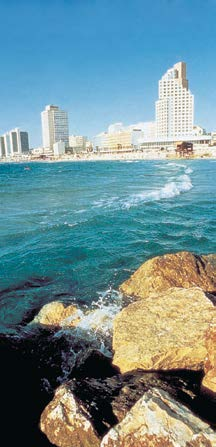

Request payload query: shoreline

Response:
[1,148,216,164]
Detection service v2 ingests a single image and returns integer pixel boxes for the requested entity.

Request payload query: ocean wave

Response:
[93,174,193,210]
[52,288,123,381]
[167,162,187,168]
[122,174,193,209]
[185,167,193,174]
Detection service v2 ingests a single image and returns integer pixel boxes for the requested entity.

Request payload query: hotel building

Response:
[93,124,142,151]
[156,62,194,140]
[41,105,69,151]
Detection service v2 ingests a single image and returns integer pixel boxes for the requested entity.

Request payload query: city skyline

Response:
[0,0,216,146]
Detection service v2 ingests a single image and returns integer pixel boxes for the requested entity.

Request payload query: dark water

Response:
[0,159,216,332]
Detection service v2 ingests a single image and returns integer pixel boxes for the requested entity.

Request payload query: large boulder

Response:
[113,287,215,373]
[120,252,216,299]
[202,318,216,395]
[40,384,100,447]
[31,301,81,328]
[101,388,216,447]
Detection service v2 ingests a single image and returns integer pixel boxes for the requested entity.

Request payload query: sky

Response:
[0,0,216,147]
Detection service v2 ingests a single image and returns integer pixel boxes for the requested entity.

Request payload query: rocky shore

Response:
[1,251,216,446]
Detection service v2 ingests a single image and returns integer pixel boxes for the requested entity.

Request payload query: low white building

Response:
[53,141,66,156]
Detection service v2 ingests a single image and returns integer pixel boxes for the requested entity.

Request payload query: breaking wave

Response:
[93,165,193,210]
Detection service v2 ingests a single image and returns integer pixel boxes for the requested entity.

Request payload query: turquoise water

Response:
[0,159,216,332]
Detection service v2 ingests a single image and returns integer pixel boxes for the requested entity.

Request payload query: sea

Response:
[1,159,216,446]
[0,159,216,336]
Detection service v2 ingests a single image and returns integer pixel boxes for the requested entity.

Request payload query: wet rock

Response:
[31,301,81,328]
[40,368,216,446]
[101,388,216,447]
[202,318,216,395]
[113,287,215,372]
[40,384,100,447]
[69,370,211,431]
[120,252,216,299]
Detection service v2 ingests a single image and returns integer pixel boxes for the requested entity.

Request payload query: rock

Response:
[202,369,216,395]
[120,252,216,299]
[113,287,215,373]
[31,301,81,328]
[101,388,216,447]
[69,369,214,429]
[202,319,216,395]
[40,384,100,447]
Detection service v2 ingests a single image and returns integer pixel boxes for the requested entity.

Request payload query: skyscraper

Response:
[156,62,194,140]
[41,105,69,150]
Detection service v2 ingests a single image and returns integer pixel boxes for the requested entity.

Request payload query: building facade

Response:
[53,141,66,156]
[0,128,29,157]
[69,135,87,151]
[41,105,69,150]
[93,125,142,151]
[156,62,194,140]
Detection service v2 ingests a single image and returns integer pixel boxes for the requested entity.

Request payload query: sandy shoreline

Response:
[1,149,216,163]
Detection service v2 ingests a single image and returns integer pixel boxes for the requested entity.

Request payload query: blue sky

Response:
[0,0,216,146]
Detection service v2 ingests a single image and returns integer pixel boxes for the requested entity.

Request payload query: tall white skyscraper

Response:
[156,62,194,140]
[41,105,69,150]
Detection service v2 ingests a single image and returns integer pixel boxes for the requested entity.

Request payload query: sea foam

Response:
[93,166,193,210]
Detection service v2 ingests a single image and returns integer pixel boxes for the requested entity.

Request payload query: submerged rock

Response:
[120,252,216,299]
[40,384,101,447]
[31,301,81,328]
[113,287,215,372]
[101,388,216,447]
[202,318,216,395]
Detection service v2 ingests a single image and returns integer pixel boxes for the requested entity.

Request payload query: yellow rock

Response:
[101,388,216,447]
[120,252,216,299]
[40,384,100,447]
[31,301,81,328]
[113,287,215,373]
[202,319,216,396]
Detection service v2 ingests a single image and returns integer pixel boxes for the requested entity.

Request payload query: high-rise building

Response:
[41,105,69,150]
[156,62,194,140]
[0,136,6,157]
[0,128,29,157]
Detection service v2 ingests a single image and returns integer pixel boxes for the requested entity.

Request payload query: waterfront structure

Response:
[69,135,87,152]
[156,62,194,140]
[93,124,142,151]
[108,122,124,134]
[211,132,216,145]
[128,121,156,141]
[93,132,109,151]
[53,141,66,156]
[139,135,211,153]
[192,125,206,136]
[0,136,6,157]
[41,105,69,151]
[0,128,29,158]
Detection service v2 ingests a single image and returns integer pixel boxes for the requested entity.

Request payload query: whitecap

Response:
[121,174,193,209]
[63,222,78,227]
[185,167,193,174]
[52,288,123,382]
[75,209,87,214]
